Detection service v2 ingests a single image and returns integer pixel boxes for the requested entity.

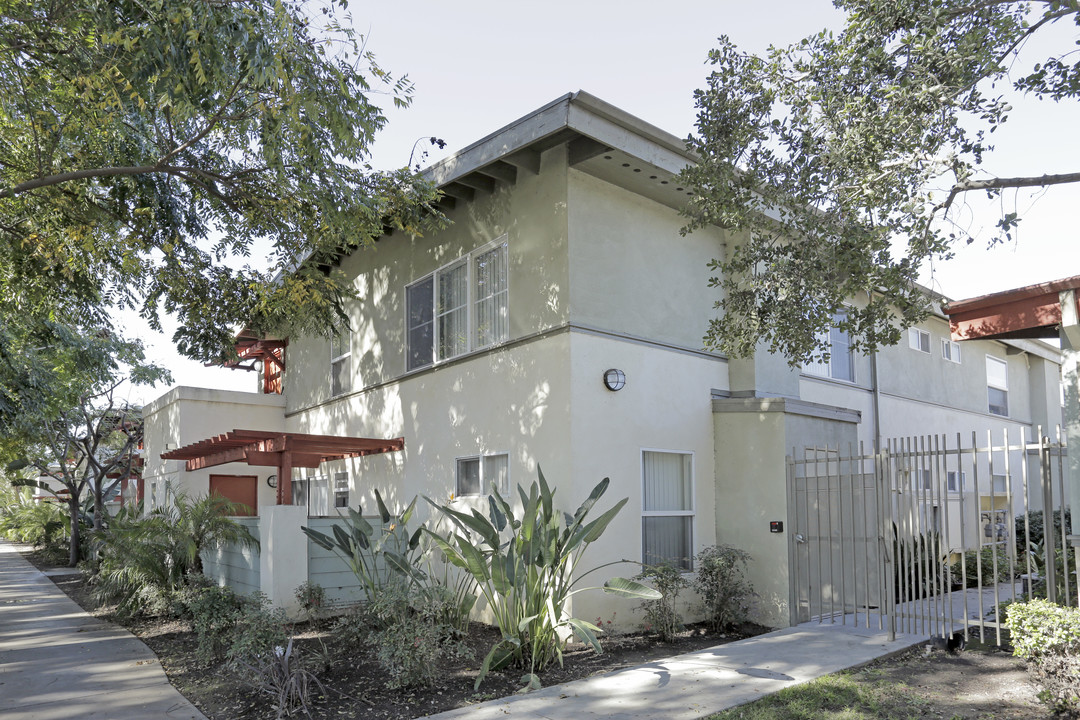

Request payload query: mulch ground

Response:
[27,548,766,719]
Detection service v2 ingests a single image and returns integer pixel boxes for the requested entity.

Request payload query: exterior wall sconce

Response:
[266,474,278,488]
[603,368,626,391]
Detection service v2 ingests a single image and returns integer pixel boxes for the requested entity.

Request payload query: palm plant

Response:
[164,492,259,575]
[90,493,258,616]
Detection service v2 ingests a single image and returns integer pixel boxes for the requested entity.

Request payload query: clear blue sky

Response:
[122,0,1079,402]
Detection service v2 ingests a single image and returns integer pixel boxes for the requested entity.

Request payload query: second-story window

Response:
[406,238,508,371]
[987,355,1009,416]
[803,310,854,382]
[330,334,351,396]
[909,328,931,353]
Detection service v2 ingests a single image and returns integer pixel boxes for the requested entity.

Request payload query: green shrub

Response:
[187,583,246,664]
[294,580,327,626]
[694,544,754,632]
[635,562,689,642]
[1005,599,1080,715]
[226,593,290,665]
[0,497,68,550]
[425,468,659,690]
[950,545,1012,588]
[364,582,472,689]
[1016,509,1072,558]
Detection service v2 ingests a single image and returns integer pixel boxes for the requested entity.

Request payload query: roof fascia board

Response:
[424,94,573,187]
[566,102,692,175]
[568,91,697,163]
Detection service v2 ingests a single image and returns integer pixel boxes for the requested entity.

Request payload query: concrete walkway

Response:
[426,621,928,720]
[0,541,207,720]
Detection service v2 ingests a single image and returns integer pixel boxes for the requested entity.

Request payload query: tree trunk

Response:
[67,498,80,567]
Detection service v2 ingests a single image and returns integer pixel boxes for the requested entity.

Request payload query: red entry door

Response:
[208,474,258,516]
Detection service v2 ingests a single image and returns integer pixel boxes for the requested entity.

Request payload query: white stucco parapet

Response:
[142,385,287,418]
[711,396,863,425]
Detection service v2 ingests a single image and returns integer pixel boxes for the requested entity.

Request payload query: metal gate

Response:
[787,426,1072,641]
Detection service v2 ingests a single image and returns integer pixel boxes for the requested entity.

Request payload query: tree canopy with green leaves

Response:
[681,0,1079,364]
[0,0,440,363]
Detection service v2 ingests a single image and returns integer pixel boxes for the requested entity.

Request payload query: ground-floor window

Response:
[641,450,694,571]
[455,453,509,496]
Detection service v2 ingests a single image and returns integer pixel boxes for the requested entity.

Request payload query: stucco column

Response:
[258,504,308,616]
[1061,290,1080,529]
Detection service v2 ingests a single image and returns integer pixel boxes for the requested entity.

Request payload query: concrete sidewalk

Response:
[0,541,206,720]
[425,621,928,720]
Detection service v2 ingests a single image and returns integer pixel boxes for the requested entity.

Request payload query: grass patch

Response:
[708,671,924,720]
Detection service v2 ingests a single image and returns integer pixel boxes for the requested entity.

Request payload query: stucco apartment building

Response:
[142,92,1064,626]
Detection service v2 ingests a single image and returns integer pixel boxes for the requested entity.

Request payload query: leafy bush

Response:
[239,637,326,720]
[294,581,327,626]
[1015,509,1072,558]
[1005,599,1080,715]
[694,544,754,631]
[0,495,68,551]
[90,495,257,617]
[226,593,290,665]
[635,562,689,642]
[364,582,472,689]
[950,545,1013,589]
[187,583,246,664]
[425,468,659,690]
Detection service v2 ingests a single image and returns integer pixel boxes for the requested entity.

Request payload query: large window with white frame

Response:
[455,452,509,497]
[406,238,509,371]
[330,334,351,396]
[642,450,694,571]
[909,327,931,353]
[803,310,854,382]
[986,356,1009,416]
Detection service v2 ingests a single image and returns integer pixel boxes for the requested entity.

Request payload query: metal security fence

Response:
[788,427,1072,642]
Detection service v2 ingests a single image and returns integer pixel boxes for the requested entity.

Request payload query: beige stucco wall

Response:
[562,331,727,623]
[565,168,726,350]
[141,387,286,511]
[285,145,571,414]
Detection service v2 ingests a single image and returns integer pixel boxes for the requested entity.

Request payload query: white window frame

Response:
[947,471,966,493]
[330,334,351,396]
[941,339,961,364]
[909,328,931,353]
[802,310,855,383]
[641,449,695,571]
[455,452,510,497]
[986,355,1009,417]
[405,236,509,372]
[333,471,349,509]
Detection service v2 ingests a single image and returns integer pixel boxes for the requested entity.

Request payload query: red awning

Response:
[943,274,1080,341]
[161,429,404,504]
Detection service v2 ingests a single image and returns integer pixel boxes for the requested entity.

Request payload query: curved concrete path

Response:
[0,541,207,720]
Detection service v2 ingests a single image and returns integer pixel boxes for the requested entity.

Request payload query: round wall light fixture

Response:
[266,474,278,489]
[603,368,626,392]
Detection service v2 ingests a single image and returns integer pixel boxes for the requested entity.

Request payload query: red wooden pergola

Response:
[161,430,404,504]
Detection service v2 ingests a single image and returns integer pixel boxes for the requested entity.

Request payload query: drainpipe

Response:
[871,349,882,452]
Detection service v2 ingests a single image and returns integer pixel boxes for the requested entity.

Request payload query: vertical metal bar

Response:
[1056,425,1072,607]
[836,446,847,625]
[938,433,954,638]
[1038,427,1057,604]
[1021,426,1034,601]
[825,446,837,623]
[1003,428,1017,612]
[879,438,894,640]
[848,442,859,627]
[812,446,820,621]
[957,431,969,641]
[990,429,1003,647]
[905,435,917,635]
[802,445,813,621]
[972,431,984,639]
[859,441,871,629]
[787,451,799,625]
